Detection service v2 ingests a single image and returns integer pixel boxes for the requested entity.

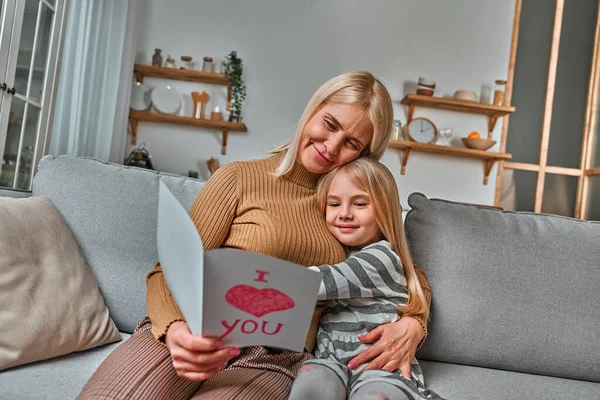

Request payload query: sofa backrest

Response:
[406,193,600,383]
[32,156,205,333]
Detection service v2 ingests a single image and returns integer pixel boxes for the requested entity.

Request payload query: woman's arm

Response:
[410,266,431,343]
[308,241,407,301]
[146,163,239,343]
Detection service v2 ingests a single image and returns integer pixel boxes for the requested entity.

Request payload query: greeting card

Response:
[157,181,321,351]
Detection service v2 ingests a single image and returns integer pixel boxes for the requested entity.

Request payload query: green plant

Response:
[224,51,247,123]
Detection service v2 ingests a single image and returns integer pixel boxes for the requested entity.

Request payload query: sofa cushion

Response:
[0,196,121,371]
[0,332,131,400]
[32,156,205,333]
[419,360,600,400]
[406,193,600,383]
[0,188,30,198]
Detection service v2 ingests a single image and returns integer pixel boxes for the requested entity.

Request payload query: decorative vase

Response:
[152,49,162,67]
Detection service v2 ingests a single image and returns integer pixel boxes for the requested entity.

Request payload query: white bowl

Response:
[454,90,478,102]
[418,77,436,88]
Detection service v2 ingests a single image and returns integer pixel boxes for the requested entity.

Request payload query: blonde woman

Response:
[79,71,432,400]
[289,158,442,400]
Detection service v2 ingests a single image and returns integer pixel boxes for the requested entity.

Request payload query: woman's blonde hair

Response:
[316,158,429,319]
[270,71,393,176]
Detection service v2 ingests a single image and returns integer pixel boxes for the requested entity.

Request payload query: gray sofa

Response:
[0,156,598,399]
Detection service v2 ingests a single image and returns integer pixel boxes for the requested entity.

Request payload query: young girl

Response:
[289,158,443,400]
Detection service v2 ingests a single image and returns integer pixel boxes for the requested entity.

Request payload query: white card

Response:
[157,181,322,352]
[203,248,321,351]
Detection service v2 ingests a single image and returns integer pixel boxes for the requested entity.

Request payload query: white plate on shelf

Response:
[151,85,181,115]
[130,82,152,110]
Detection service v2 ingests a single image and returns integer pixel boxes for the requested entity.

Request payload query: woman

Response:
[79,71,431,400]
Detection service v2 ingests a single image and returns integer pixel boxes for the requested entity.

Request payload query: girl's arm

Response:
[309,240,407,301]
[146,163,239,343]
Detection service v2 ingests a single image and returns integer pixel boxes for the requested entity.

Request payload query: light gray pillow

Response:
[0,196,121,371]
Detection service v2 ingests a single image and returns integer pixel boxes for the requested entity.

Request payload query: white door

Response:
[0,0,17,131]
[0,0,67,190]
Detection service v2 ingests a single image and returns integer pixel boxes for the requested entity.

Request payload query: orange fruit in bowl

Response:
[468,131,481,139]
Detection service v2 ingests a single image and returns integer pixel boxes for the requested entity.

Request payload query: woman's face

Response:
[297,103,374,174]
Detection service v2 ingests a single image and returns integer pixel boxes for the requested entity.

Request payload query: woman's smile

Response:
[313,144,332,163]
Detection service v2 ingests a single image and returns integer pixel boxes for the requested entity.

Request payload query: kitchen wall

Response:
[132,0,516,207]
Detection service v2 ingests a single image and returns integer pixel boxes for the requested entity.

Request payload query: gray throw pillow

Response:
[406,192,600,383]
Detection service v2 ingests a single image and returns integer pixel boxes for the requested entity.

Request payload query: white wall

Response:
[132,0,516,207]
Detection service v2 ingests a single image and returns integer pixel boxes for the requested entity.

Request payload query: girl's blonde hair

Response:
[316,158,429,319]
[269,71,393,176]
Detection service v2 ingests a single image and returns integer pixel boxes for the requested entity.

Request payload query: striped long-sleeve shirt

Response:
[308,240,415,373]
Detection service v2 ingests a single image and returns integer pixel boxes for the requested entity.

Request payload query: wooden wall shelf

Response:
[129,111,247,155]
[388,140,512,185]
[133,64,229,85]
[130,64,246,155]
[585,167,600,176]
[400,94,515,138]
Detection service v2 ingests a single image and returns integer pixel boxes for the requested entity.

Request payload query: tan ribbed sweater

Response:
[146,152,431,351]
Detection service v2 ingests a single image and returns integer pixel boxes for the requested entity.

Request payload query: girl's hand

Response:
[166,321,240,381]
[347,317,425,379]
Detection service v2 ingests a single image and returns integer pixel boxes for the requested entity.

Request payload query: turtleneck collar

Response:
[269,151,322,189]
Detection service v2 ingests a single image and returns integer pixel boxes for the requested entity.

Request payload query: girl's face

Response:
[325,170,381,248]
[297,103,374,175]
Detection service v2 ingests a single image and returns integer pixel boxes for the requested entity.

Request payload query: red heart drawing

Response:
[225,285,295,317]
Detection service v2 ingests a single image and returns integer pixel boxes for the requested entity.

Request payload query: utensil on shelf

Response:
[191,91,209,119]
[207,157,220,174]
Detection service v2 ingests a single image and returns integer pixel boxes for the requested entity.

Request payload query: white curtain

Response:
[50,0,138,163]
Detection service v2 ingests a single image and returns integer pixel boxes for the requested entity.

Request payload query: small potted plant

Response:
[224,51,246,123]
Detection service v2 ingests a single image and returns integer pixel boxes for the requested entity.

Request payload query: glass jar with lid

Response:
[202,57,214,72]
[180,55,193,69]
[493,80,507,106]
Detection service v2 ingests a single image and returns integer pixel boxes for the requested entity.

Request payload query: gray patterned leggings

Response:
[288,358,444,400]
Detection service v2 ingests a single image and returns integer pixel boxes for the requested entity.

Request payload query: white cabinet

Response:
[0,0,67,190]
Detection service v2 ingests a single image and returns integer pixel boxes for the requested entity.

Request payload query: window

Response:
[498,0,600,220]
